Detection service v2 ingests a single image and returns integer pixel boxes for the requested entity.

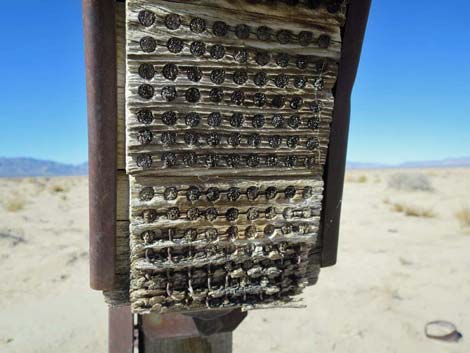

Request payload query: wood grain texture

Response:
[112,3,131,299]
[125,0,343,314]
[126,0,341,177]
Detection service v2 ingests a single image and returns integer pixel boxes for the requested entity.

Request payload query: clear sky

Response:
[0,1,468,165]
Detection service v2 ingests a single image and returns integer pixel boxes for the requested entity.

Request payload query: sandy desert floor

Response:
[0,168,469,353]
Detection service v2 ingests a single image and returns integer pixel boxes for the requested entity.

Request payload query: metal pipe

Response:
[83,0,118,290]
[109,306,134,353]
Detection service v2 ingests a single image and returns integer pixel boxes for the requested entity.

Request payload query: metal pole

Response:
[109,306,134,353]
[83,0,118,290]
[320,0,372,267]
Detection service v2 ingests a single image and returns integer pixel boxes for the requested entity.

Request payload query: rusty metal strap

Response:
[320,0,371,267]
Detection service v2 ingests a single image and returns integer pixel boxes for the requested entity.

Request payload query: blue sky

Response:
[0,1,468,165]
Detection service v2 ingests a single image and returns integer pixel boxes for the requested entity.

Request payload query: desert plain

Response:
[0,168,469,353]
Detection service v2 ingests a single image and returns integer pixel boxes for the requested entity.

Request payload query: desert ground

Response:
[1,168,469,353]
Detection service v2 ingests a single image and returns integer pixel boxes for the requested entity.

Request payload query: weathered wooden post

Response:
[83,0,370,352]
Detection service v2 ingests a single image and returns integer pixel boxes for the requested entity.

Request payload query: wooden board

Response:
[125,0,345,314]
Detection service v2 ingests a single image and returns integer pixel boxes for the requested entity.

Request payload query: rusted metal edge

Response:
[109,305,135,353]
[83,0,118,290]
[142,309,247,340]
[320,0,371,267]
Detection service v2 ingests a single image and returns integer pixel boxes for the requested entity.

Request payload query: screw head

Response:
[186,185,201,202]
[139,187,155,201]
[161,152,177,167]
[318,34,331,49]
[257,26,272,41]
[231,90,245,105]
[186,66,202,82]
[185,112,201,127]
[138,84,154,99]
[161,86,177,102]
[161,111,177,126]
[140,37,156,52]
[252,114,265,128]
[210,44,225,59]
[190,17,206,33]
[227,187,241,201]
[255,51,270,66]
[185,88,201,103]
[162,63,178,81]
[276,30,292,44]
[226,154,241,168]
[247,186,259,201]
[208,112,222,127]
[206,187,220,202]
[137,109,154,124]
[164,13,181,30]
[254,71,268,87]
[234,49,248,63]
[210,69,225,85]
[136,154,153,169]
[235,24,251,39]
[213,21,229,37]
[164,187,178,201]
[271,114,285,128]
[160,131,176,146]
[298,31,313,46]
[274,74,288,88]
[137,129,153,145]
[184,131,199,145]
[190,41,206,56]
[209,87,224,103]
[138,63,155,79]
[167,37,184,53]
[138,10,156,27]
[230,113,244,127]
[233,69,248,85]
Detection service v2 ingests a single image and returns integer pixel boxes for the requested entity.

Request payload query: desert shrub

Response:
[346,174,368,183]
[388,173,433,192]
[357,175,367,183]
[455,207,470,229]
[50,184,69,193]
[3,198,26,212]
[391,202,436,218]
[392,203,405,213]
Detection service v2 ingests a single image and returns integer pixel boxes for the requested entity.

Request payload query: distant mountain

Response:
[0,156,468,177]
[0,157,88,177]
[347,162,387,169]
[347,157,470,169]
[398,157,470,168]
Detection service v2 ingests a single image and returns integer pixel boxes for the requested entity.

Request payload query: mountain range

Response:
[347,157,470,169]
[0,157,88,177]
[0,156,469,177]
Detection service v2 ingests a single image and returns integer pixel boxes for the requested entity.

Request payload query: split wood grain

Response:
[125,0,342,314]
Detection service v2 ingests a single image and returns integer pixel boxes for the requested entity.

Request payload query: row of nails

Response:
[135,152,319,169]
[138,85,324,110]
[139,63,326,91]
[136,129,320,150]
[138,11,333,47]
[136,110,321,129]
[140,205,318,223]
[140,185,315,202]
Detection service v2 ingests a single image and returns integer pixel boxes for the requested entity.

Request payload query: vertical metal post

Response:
[109,306,134,353]
[320,0,371,266]
[83,0,118,290]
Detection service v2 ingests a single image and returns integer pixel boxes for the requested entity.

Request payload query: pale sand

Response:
[0,169,469,353]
